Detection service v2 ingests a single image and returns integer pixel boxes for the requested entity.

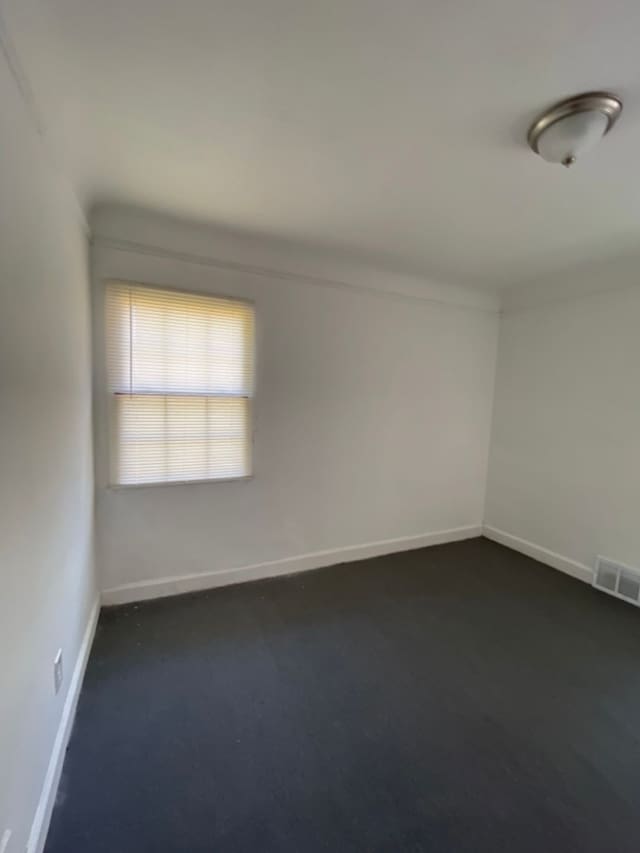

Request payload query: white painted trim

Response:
[92,236,500,314]
[101,525,482,606]
[27,599,100,853]
[500,260,640,313]
[482,525,594,584]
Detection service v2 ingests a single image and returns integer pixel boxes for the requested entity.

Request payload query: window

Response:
[106,282,254,486]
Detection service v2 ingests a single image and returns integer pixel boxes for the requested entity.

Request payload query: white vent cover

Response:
[594,556,640,607]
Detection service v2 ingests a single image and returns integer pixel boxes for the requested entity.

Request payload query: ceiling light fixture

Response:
[527,91,622,167]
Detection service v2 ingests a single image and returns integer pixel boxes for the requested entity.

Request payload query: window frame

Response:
[104,279,256,490]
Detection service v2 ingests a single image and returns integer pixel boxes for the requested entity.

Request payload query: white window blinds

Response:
[106,282,254,485]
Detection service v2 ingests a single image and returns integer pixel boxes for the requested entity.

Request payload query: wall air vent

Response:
[594,556,640,607]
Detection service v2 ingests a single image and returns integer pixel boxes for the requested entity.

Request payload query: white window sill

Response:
[107,475,253,491]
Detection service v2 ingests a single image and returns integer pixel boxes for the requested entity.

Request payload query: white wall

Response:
[0,54,95,851]
[485,282,640,576]
[92,208,499,599]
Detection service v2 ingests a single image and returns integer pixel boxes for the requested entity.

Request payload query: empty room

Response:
[2,0,640,851]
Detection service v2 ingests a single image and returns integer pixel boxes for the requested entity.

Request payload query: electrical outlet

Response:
[0,828,11,853]
[54,649,63,694]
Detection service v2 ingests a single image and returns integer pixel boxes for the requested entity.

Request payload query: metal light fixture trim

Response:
[527,91,623,166]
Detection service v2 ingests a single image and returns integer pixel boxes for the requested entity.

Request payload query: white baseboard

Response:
[101,525,482,606]
[27,598,100,853]
[483,525,594,584]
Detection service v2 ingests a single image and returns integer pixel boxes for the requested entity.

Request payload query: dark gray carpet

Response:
[45,537,640,852]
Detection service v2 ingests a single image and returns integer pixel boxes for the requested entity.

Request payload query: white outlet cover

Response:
[0,828,12,853]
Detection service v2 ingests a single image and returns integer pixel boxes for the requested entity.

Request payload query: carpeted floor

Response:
[45,537,640,852]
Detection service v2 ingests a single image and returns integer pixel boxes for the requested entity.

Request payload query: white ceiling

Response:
[5,0,640,290]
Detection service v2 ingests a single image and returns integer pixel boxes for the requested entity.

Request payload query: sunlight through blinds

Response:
[106,282,254,485]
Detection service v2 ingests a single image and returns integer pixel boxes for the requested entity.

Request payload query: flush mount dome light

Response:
[527,91,622,167]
